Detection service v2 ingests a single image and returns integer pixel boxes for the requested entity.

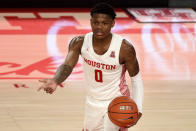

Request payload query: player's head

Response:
[90,3,116,39]
[90,3,116,20]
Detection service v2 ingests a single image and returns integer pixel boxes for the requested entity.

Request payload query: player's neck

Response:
[93,33,112,46]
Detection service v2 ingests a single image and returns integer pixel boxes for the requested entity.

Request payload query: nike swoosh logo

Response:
[118,116,133,120]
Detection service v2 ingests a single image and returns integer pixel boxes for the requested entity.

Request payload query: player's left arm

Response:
[120,39,144,124]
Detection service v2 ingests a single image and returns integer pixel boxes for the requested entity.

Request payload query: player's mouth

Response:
[95,31,104,36]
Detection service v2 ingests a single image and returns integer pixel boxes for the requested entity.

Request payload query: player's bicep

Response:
[63,36,83,68]
[122,40,139,77]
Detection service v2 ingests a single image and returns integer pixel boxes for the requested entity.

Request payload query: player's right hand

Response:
[37,79,58,94]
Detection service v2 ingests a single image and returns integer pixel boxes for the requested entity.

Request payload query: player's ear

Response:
[111,20,115,27]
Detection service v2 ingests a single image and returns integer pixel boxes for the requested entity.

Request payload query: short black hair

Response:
[90,3,116,20]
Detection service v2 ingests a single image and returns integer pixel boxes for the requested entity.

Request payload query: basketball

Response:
[108,96,138,128]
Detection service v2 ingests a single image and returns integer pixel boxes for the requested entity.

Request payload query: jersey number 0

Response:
[95,69,103,82]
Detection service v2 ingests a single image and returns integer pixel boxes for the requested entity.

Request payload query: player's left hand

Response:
[132,112,142,126]
[126,112,142,128]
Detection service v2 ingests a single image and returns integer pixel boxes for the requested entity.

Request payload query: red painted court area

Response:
[0,8,196,80]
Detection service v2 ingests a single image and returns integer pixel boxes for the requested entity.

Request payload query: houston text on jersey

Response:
[83,58,116,70]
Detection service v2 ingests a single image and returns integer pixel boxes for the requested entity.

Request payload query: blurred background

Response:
[0,0,195,8]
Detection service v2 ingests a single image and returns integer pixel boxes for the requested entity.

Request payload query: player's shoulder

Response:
[71,35,84,44]
[119,39,137,64]
[69,35,84,50]
[121,39,135,54]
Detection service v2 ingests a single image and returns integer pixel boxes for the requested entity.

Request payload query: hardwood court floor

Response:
[0,80,196,131]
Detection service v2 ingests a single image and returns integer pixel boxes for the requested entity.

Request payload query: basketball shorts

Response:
[83,96,128,131]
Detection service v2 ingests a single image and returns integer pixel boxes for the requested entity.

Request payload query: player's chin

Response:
[94,34,105,39]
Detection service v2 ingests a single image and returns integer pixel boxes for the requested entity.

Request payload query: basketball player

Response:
[38,3,144,131]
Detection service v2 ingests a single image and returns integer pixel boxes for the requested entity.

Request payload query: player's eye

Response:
[93,22,98,25]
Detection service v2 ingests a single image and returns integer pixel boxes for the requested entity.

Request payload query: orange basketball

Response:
[108,96,138,128]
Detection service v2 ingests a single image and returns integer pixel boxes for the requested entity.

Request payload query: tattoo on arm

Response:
[122,40,139,77]
[53,64,73,85]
